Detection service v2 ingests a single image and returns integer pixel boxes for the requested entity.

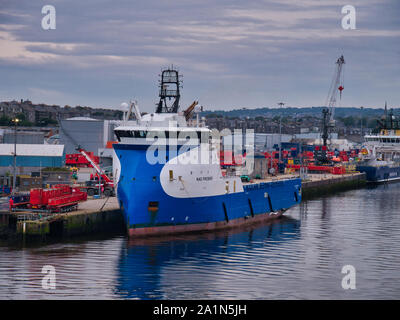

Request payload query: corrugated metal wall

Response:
[0,156,63,167]
[59,119,104,155]
[222,133,292,151]
[3,132,45,144]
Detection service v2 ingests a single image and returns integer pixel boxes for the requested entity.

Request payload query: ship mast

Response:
[156,66,183,113]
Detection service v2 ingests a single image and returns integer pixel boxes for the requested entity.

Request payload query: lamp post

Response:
[278,102,285,168]
[12,118,20,195]
[360,106,364,141]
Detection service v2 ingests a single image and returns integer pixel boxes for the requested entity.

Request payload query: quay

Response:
[13,197,124,239]
[244,171,366,200]
[260,172,367,200]
[301,172,366,199]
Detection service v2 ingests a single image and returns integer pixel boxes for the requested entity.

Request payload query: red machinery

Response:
[220,151,244,166]
[77,148,115,197]
[286,164,346,175]
[10,184,87,213]
[66,152,99,168]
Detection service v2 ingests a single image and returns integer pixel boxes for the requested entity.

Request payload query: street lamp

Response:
[11,118,20,195]
[360,106,364,141]
[278,102,285,168]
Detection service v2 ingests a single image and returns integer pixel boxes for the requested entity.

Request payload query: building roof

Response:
[0,144,64,157]
[65,117,98,121]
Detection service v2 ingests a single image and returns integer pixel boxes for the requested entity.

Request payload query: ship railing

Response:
[15,211,56,222]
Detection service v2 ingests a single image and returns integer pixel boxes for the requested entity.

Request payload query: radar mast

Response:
[156,66,182,113]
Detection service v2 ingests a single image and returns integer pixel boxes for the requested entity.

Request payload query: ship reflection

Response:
[114,216,301,299]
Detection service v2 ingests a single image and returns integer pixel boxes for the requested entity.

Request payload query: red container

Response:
[29,188,43,206]
[48,191,87,208]
[331,166,346,175]
[29,184,84,209]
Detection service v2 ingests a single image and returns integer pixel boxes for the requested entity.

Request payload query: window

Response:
[133,131,147,138]
[115,130,148,140]
[115,129,205,141]
[115,130,133,141]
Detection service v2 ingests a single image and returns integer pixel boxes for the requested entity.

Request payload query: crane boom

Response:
[322,55,345,146]
[131,100,142,122]
[326,55,345,121]
[183,100,199,121]
[77,148,113,186]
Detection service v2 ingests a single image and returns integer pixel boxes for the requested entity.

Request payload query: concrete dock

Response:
[301,172,366,199]
[15,197,124,238]
[244,171,366,199]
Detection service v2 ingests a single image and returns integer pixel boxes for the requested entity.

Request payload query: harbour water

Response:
[1,183,400,300]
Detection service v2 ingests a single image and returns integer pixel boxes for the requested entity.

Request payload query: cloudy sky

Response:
[0,0,399,113]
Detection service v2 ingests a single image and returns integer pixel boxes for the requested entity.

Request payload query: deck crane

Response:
[183,100,199,121]
[123,100,142,123]
[321,55,345,147]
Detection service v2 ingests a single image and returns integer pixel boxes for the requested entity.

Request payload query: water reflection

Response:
[1,184,400,299]
[115,217,301,299]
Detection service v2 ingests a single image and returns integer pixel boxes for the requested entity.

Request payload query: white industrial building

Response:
[0,144,65,175]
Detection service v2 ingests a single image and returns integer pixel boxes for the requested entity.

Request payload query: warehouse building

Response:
[59,117,119,155]
[0,144,65,175]
[59,117,120,167]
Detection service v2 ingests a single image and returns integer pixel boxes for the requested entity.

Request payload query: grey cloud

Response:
[0,0,399,110]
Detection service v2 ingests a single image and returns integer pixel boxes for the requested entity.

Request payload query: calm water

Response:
[1,184,400,300]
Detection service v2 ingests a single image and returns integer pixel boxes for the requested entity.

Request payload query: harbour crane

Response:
[321,55,345,147]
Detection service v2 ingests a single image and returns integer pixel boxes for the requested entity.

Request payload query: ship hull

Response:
[114,143,301,237]
[126,210,285,237]
[356,165,400,183]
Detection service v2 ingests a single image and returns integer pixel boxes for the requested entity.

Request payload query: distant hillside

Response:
[201,106,399,119]
[0,100,123,127]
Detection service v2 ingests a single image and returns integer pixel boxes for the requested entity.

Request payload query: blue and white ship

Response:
[113,68,301,237]
[357,104,400,183]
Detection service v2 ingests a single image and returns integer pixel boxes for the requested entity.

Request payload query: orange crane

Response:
[183,100,199,121]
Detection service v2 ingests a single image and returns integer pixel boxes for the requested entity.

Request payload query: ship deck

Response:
[242,172,362,186]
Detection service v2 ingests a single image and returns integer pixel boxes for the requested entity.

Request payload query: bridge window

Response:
[115,129,205,141]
